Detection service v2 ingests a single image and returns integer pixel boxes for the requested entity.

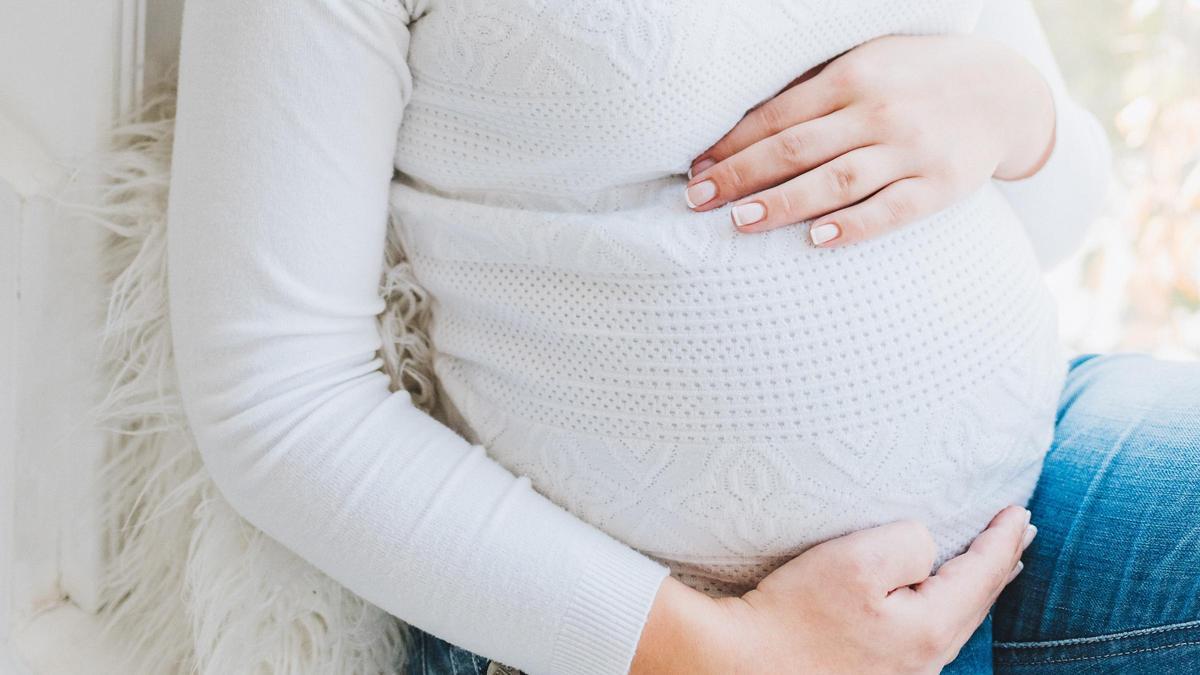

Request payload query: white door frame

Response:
[0,1,182,672]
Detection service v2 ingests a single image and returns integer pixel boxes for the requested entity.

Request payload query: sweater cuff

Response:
[549,539,671,675]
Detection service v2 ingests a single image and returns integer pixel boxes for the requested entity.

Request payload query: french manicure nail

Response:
[686,179,718,208]
[1006,560,1025,584]
[1022,524,1038,550]
[731,202,766,229]
[810,222,840,245]
[1024,508,1033,525]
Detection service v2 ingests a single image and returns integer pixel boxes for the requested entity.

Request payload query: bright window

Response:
[1038,0,1200,359]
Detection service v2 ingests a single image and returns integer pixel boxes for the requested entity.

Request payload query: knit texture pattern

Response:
[388,0,1067,595]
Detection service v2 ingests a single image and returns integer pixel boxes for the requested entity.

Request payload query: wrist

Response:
[629,577,739,675]
[993,49,1058,181]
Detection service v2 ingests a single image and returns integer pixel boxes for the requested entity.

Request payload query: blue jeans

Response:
[406,354,1200,674]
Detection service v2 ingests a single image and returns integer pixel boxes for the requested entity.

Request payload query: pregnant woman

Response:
[166,0,1200,673]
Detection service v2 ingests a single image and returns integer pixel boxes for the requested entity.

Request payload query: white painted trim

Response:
[0,116,62,198]
[2,1,151,670]
[10,605,125,675]
[2,2,182,670]
[50,0,149,617]
[0,179,29,675]
[116,0,147,117]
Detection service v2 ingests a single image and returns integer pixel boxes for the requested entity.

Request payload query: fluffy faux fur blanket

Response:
[81,71,442,675]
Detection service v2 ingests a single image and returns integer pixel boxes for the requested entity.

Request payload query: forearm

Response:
[990,49,1057,182]
[631,578,735,675]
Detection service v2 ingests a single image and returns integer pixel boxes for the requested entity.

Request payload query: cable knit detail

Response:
[392,181,1067,595]
[397,1,984,202]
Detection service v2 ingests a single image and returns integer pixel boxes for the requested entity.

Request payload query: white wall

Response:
[0,164,24,674]
[0,1,184,672]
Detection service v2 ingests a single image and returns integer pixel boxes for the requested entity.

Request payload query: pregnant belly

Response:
[393,180,1066,596]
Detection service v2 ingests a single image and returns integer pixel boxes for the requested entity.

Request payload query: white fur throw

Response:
[82,71,441,675]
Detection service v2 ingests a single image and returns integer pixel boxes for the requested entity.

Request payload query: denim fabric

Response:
[404,353,1200,674]
[404,627,493,675]
[990,353,1200,673]
[943,614,995,674]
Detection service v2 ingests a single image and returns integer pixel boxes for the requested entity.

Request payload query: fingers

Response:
[880,506,1033,667]
[723,146,907,234]
[910,506,1033,625]
[685,110,868,211]
[806,177,943,248]
[692,67,848,169]
[822,518,938,594]
[930,507,1037,660]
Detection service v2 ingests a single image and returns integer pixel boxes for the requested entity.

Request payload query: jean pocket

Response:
[993,619,1200,674]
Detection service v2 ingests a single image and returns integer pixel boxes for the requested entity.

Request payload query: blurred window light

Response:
[1036,0,1200,360]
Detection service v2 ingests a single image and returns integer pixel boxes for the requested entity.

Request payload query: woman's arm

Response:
[165,2,671,673]
[975,0,1113,269]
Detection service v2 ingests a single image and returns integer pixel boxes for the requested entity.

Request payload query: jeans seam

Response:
[994,618,1200,649]
[995,640,1200,666]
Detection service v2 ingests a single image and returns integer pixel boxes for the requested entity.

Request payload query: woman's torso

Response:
[388,0,1066,595]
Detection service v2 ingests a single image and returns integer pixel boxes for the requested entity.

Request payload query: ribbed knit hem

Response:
[548,541,671,675]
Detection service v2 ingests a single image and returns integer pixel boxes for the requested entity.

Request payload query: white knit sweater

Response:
[166,1,1110,673]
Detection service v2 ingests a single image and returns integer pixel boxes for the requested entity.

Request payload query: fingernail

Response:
[688,157,716,179]
[810,222,840,245]
[1021,524,1038,550]
[686,179,718,208]
[731,202,766,229]
[1024,508,1033,525]
[1006,560,1025,584]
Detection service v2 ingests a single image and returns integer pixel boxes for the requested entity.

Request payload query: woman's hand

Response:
[683,34,1057,248]
[631,505,1037,674]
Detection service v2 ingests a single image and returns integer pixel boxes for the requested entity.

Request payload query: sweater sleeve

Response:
[973,0,1113,270]
[164,1,669,673]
